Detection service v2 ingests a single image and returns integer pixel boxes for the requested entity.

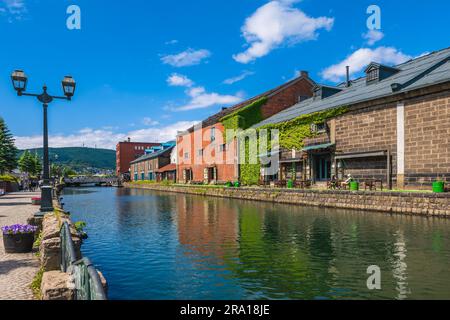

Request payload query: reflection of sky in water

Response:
[63,187,450,300]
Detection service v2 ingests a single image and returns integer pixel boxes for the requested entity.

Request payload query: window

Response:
[211,127,216,142]
[367,68,379,83]
[311,122,326,133]
[219,144,227,152]
[313,88,322,100]
[298,95,309,103]
[184,152,189,159]
[198,149,204,156]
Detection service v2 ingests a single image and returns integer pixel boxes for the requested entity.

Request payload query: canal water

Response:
[63,187,450,300]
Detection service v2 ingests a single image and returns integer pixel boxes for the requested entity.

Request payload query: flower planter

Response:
[2,224,37,254]
[3,233,35,253]
[432,181,445,193]
[350,181,359,191]
[31,197,41,206]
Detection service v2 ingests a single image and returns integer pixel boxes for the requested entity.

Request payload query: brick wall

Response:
[304,133,330,147]
[177,122,238,183]
[177,77,314,184]
[335,103,398,185]
[404,90,450,187]
[116,141,160,176]
[131,152,171,181]
[261,79,314,119]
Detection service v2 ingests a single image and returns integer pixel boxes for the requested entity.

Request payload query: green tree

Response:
[32,152,42,176]
[0,117,18,174]
[18,150,34,175]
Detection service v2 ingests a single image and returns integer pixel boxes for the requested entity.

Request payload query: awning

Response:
[334,150,387,160]
[302,143,335,152]
[156,163,177,173]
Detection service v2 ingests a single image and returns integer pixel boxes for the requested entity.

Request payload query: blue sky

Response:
[0,0,448,149]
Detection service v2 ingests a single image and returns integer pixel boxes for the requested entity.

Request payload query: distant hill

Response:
[18,147,116,172]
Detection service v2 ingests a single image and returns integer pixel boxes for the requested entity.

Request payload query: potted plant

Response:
[350,180,359,191]
[2,224,38,253]
[432,179,445,193]
[287,179,294,189]
[31,197,41,206]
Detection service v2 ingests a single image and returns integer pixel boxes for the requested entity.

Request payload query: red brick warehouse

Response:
[176,72,315,184]
[116,138,160,178]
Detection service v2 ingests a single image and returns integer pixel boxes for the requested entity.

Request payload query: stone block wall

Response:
[126,183,450,218]
[39,213,82,271]
[335,103,398,185]
[404,90,450,186]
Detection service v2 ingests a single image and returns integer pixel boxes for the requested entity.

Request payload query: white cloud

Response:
[362,30,384,46]
[167,73,194,87]
[14,121,198,150]
[173,86,243,111]
[223,70,255,85]
[142,117,159,126]
[165,39,178,45]
[233,1,334,64]
[0,0,26,21]
[161,48,211,67]
[321,46,413,82]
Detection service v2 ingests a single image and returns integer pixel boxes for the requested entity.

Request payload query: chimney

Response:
[300,70,309,78]
[346,66,351,87]
[127,137,131,142]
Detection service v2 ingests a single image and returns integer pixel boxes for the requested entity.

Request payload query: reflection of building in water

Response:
[391,230,410,300]
[177,196,239,260]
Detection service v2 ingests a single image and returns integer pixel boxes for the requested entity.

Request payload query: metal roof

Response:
[130,146,174,164]
[255,46,450,128]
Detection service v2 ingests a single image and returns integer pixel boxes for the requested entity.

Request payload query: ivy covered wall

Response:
[259,106,349,151]
[221,97,268,141]
[220,95,349,185]
[243,107,350,185]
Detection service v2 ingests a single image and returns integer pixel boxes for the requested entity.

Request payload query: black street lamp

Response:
[11,70,76,216]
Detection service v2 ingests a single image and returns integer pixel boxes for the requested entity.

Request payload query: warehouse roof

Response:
[130,146,174,164]
[255,46,450,127]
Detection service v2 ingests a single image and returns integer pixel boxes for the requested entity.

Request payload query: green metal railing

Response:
[60,222,107,300]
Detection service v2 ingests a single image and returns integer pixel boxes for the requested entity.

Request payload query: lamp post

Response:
[11,70,76,216]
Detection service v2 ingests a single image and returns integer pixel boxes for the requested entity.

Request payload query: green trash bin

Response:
[350,181,359,191]
[432,181,445,193]
[287,180,294,189]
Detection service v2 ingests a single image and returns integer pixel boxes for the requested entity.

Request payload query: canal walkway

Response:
[0,192,40,300]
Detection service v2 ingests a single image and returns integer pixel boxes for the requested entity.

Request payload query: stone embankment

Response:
[125,183,450,217]
[30,202,107,300]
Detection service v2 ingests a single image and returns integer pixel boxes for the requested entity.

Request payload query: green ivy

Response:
[221,97,268,142]
[239,138,261,185]
[239,106,349,185]
[259,106,349,150]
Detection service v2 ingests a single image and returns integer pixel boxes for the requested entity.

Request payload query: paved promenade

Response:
[0,192,40,300]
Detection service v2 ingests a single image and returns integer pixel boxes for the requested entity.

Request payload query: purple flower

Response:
[1,224,38,235]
